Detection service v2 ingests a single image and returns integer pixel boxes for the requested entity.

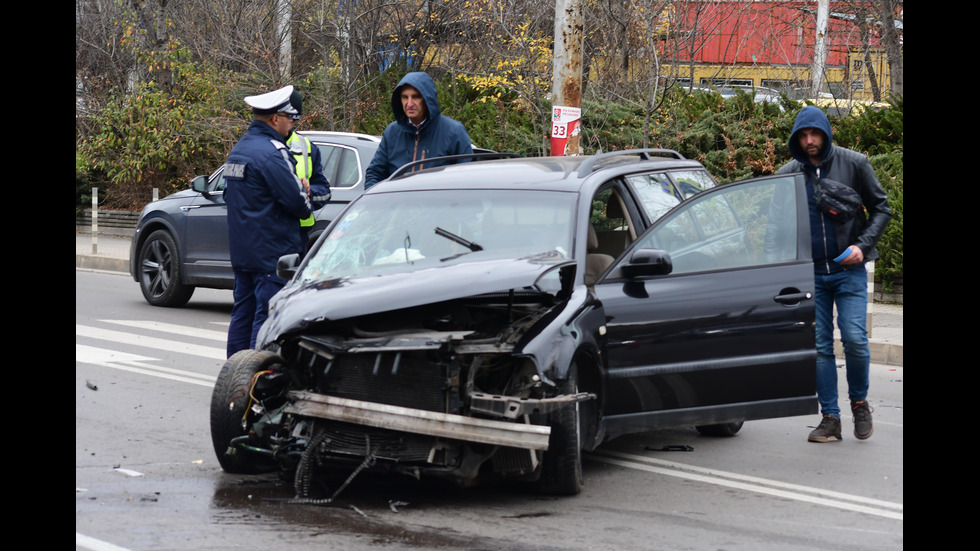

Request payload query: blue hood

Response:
[392,72,441,128]
[788,105,834,166]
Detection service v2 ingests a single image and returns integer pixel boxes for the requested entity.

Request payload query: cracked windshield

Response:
[300,189,577,282]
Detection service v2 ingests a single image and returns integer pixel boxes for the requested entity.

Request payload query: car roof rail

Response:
[576,148,686,178]
[389,152,522,180]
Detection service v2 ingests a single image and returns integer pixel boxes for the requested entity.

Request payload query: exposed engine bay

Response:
[210,285,595,499]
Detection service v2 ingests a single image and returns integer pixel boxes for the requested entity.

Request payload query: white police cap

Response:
[244,85,298,116]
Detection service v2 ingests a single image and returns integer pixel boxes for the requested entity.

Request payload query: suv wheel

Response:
[138,229,194,307]
[695,421,744,437]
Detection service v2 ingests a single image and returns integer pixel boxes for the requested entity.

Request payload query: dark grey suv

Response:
[210,149,816,496]
[129,131,381,307]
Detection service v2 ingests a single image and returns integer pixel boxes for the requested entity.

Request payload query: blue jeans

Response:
[814,266,870,417]
[227,270,287,358]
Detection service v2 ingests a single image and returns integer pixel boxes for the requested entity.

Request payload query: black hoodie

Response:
[777,106,891,274]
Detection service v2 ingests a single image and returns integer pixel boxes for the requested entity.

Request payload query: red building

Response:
[660,1,895,100]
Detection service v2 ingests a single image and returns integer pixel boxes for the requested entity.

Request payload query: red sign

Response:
[550,106,581,156]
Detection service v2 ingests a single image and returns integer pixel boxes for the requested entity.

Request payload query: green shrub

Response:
[76,41,249,210]
[868,150,903,293]
[75,149,92,216]
[831,95,903,157]
[652,89,795,183]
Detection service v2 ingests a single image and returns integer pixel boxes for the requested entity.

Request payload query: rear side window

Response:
[626,173,681,223]
[317,145,361,189]
[670,169,716,198]
[335,149,361,188]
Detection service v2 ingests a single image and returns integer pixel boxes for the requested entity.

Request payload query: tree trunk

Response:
[877,0,903,96]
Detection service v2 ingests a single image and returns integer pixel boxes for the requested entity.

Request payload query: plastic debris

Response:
[388,500,410,513]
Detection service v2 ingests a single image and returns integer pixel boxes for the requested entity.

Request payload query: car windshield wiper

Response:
[404,231,413,264]
[434,227,483,252]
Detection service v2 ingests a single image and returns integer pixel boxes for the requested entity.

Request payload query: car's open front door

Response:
[593,174,817,440]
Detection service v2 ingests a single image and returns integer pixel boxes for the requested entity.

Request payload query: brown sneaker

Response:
[851,400,874,440]
[807,415,842,442]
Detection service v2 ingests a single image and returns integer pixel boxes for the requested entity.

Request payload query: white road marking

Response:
[76,532,133,551]
[103,319,228,341]
[76,324,226,360]
[588,449,902,520]
[76,344,216,387]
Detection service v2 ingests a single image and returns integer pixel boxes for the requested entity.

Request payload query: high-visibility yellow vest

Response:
[288,133,316,228]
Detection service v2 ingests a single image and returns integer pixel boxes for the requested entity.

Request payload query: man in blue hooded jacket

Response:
[777,105,891,443]
[365,72,473,188]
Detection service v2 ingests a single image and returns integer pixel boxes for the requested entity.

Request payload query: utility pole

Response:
[811,0,829,97]
[550,0,584,156]
[277,0,292,80]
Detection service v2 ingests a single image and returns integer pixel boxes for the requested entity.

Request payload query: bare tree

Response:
[877,0,903,96]
[76,0,135,121]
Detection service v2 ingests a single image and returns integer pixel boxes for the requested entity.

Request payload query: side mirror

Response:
[276,253,302,280]
[191,175,209,194]
[621,248,672,278]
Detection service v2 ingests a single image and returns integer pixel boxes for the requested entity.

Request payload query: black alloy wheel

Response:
[138,229,194,307]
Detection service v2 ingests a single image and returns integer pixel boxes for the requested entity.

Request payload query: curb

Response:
[76,254,129,274]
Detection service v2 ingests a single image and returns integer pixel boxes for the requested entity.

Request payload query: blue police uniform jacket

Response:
[365,72,473,188]
[224,120,312,272]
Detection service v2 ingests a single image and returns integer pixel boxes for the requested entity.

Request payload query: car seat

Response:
[585,224,614,285]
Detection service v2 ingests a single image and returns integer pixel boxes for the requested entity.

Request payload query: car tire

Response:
[138,229,194,307]
[695,421,744,437]
[536,363,584,495]
[209,350,282,474]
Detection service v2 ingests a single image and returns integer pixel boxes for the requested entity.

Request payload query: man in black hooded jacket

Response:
[777,105,891,443]
[779,106,891,442]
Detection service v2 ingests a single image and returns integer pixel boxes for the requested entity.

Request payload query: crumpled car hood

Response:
[258,254,575,345]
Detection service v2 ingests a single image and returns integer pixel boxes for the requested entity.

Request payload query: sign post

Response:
[550,105,581,156]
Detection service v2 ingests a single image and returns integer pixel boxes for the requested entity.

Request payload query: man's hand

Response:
[301,177,311,196]
[838,245,864,266]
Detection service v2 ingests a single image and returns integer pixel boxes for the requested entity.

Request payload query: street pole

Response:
[277,0,292,80]
[550,0,584,156]
[811,0,829,97]
[91,187,98,254]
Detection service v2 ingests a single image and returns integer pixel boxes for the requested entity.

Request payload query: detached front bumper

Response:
[285,391,553,450]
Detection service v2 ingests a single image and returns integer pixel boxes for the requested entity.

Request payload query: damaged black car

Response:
[210,150,817,496]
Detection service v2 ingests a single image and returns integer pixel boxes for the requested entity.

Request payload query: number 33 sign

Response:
[551,106,581,138]
[551,105,581,156]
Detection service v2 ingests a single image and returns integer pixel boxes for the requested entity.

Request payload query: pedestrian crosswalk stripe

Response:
[103,319,227,342]
[76,344,216,387]
[75,324,226,360]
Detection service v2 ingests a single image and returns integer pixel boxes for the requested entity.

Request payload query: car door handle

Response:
[774,291,812,305]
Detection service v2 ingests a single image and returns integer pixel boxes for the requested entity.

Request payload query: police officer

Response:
[284,89,331,249]
[224,85,312,358]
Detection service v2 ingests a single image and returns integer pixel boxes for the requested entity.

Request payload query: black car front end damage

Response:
[210,258,599,495]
